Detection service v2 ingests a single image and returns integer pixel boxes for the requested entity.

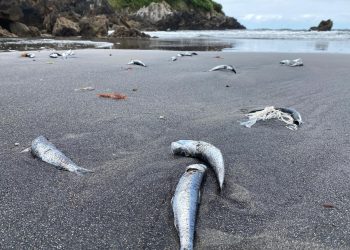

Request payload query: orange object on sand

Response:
[98,92,127,100]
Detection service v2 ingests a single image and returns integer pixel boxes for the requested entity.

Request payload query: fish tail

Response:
[74,166,94,175]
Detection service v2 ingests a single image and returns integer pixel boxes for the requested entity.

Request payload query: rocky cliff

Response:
[126,1,245,31]
[0,0,245,38]
[0,0,118,37]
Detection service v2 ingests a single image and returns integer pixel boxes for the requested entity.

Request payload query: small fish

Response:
[171,140,225,191]
[171,56,177,61]
[209,65,236,73]
[49,52,62,58]
[248,107,303,126]
[31,136,93,175]
[74,86,95,91]
[172,164,207,250]
[177,52,196,57]
[22,52,35,58]
[128,60,147,67]
[280,58,303,67]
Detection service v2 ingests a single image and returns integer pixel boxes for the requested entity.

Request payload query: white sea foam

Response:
[145,29,350,41]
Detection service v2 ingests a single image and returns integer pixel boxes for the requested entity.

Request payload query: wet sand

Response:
[0,49,349,249]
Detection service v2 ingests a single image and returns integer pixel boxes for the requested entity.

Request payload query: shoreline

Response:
[1,29,350,53]
[1,50,350,249]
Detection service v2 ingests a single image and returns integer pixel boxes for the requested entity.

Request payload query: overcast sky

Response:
[215,0,350,29]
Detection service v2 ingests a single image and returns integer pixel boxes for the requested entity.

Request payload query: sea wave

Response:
[145,30,350,41]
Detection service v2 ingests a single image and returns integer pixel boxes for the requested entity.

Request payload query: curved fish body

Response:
[172,164,207,250]
[277,107,303,125]
[128,60,147,67]
[171,140,225,190]
[209,65,236,74]
[31,136,93,175]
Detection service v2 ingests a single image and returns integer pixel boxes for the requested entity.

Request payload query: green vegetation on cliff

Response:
[108,0,223,13]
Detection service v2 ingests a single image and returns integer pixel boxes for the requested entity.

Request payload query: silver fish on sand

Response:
[25,53,35,58]
[177,52,197,57]
[31,136,93,175]
[49,52,62,58]
[172,164,207,250]
[209,65,236,73]
[280,58,303,67]
[171,140,225,190]
[128,59,147,67]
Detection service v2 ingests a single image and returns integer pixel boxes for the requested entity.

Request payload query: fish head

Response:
[186,164,207,173]
[171,140,197,157]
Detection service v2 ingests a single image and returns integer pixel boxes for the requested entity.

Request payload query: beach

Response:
[0,49,349,249]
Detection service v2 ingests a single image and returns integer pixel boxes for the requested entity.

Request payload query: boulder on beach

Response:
[310,19,333,31]
[0,26,17,37]
[9,22,32,37]
[80,15,109,38]
[52,16,80,36]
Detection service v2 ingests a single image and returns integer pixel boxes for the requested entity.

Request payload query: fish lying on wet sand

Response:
[209,65,236,73]
[31,136,93,175]
[172,164,207,250]
[280,58,303,67]
[171,140,225,191]
[128,60,147,67]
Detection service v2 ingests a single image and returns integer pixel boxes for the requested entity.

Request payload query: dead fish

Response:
[128,60,147,67]
[172,164,207,250]
[22,53,35,58]
[248,107,303,126]
[171,140,225,191]
[171,56,177,61]
[177,52,197,57]
[31,136,93,175]
[277,107,303,125]
[49,52,62,58]
[209,65,236,73]
[74,86,95,91]
[280,58,303,67]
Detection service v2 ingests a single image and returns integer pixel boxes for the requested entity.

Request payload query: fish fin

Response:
[232,68,237,74]
[75,167,94,175]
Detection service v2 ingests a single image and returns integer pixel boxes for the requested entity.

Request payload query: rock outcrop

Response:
[129,1,245,31]
[0,0,115,37]
[52,16,80,36]
[310,19,333,31]
[0,26,17,37]
[80,15,109,37]
[0,0,245,37]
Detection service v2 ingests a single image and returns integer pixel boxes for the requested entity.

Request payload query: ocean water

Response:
[145,30,350,53]
[0,30,349,53]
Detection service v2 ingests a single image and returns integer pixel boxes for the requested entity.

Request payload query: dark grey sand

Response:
[0,49,349,249]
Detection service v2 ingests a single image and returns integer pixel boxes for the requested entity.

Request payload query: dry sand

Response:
[0,49,349,249]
